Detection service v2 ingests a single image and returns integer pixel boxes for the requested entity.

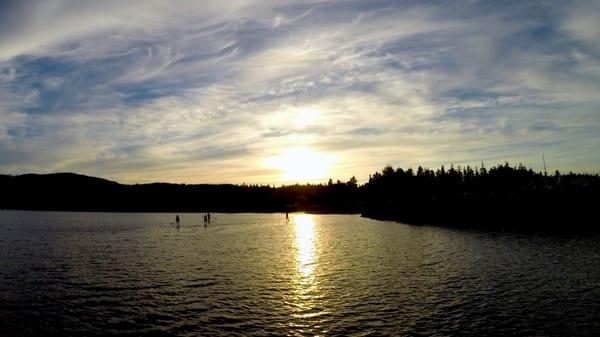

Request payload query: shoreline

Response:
[0,208,361,215]
[3,208,596,233]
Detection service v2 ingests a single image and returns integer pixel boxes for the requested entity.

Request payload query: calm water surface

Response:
[0,211,599,336]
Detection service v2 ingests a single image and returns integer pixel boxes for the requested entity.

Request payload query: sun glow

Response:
[267,147,336,183]
[294,108,319,127]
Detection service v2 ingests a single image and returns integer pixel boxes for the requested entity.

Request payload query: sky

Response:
[0,0,599,184]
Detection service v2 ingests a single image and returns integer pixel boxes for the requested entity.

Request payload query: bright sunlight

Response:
[293,213,317,277]
[267,147,336,183]
[294,108,319,128]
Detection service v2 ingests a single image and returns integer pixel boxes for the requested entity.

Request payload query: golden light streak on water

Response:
[294,213,317,278]
[290,213,326,328]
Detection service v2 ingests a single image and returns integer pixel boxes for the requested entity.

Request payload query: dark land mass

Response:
[1,164,599,230]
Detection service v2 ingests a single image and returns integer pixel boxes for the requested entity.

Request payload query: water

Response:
[1,211,598,336]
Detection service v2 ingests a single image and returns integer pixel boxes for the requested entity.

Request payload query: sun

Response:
[268,147,335,183]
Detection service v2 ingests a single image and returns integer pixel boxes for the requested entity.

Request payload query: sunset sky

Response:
[1,0,599,184]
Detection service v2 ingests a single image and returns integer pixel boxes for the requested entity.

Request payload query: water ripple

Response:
[0,211,599,336]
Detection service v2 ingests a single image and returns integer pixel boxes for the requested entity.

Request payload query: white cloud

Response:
[561,0,600,45]
[1,0,599,182]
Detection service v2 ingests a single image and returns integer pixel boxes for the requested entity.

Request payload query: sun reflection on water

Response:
[294,213,317,278]
[290,213,325,326]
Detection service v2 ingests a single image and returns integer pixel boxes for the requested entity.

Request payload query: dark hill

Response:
[14,172,119,186]
[0,173,359,213]
[3,173,121,211]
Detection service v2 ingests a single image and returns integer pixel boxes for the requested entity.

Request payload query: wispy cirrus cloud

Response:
[0,0,599,183]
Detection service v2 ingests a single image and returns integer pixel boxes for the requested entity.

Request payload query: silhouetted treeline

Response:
[363,163,600,229]
[1,164,599,230]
